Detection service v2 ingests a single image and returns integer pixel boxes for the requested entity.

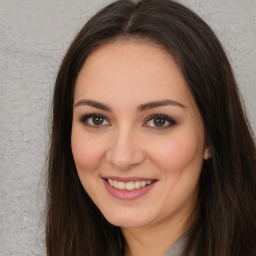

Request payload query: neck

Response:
[122,214,190,256]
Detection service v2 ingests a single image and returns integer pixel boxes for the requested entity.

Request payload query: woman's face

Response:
[71,41,208,230]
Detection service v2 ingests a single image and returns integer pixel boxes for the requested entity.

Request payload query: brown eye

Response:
[92,116,104,125]
[80,114,110,127]
[153,118,166,127]
[143,114,177,129]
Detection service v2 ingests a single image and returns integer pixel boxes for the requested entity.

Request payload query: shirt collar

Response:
[165,232,188,256]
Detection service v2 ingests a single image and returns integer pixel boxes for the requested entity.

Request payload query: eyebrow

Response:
[74,99,112,111]
[137,99,185,111]
[73,99,185,112]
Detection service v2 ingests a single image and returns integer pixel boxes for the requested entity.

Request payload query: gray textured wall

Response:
[0,1,255,255]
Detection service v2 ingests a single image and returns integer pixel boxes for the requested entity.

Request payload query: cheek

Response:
[148,132,204,215]
[71,129,105,173]
[149,132,204,176]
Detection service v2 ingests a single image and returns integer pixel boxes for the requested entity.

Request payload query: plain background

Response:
[0,0,255,255]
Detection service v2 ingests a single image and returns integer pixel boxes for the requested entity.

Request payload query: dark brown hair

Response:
[46,0,256,255]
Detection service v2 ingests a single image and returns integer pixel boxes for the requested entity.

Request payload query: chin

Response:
[102,208,154,229]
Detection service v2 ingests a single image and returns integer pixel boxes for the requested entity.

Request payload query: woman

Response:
[45,0,256,255]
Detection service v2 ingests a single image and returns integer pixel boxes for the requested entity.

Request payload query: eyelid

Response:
[143,114,177,129]
[79,113,111,127]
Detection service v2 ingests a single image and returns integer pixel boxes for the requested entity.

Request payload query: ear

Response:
[203,147,211,160]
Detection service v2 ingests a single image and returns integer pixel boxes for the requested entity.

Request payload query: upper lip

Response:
[102,176,157,182]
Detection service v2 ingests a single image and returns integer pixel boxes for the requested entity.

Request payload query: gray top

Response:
[165,233,188,256]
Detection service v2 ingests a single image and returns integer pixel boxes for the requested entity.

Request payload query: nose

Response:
[106,127,146,170]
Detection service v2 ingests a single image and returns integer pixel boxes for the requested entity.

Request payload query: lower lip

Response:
[103,179,156,200]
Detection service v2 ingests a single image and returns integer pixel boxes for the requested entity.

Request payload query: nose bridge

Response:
[106,124,145,169]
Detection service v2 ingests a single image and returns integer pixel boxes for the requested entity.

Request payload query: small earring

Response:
[203,148,211,160]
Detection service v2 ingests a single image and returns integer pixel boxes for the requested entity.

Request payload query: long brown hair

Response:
[46,0,256,255]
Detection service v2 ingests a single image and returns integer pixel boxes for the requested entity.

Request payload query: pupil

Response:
[154,118,165,127]
[93,117,103,125]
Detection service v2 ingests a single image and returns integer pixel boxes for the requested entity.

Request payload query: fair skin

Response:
[71,40,209,256]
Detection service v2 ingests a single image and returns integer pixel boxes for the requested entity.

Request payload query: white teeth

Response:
[107,179,153,191]
[134,181,141,189]
[126,182,134,191]
[117,181,125,189]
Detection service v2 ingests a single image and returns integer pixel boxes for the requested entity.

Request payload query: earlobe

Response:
[203,147,211,160]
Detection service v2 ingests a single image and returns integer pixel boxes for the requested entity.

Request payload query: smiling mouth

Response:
[106,179,154,191]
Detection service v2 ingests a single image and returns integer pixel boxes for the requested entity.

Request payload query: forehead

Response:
[74,40,193,107]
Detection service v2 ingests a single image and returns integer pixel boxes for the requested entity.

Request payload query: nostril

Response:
[105,142,146,169]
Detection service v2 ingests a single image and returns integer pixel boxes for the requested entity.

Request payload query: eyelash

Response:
[79,113,177,129]
[80,113,110,128]
[143,114,177,130]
